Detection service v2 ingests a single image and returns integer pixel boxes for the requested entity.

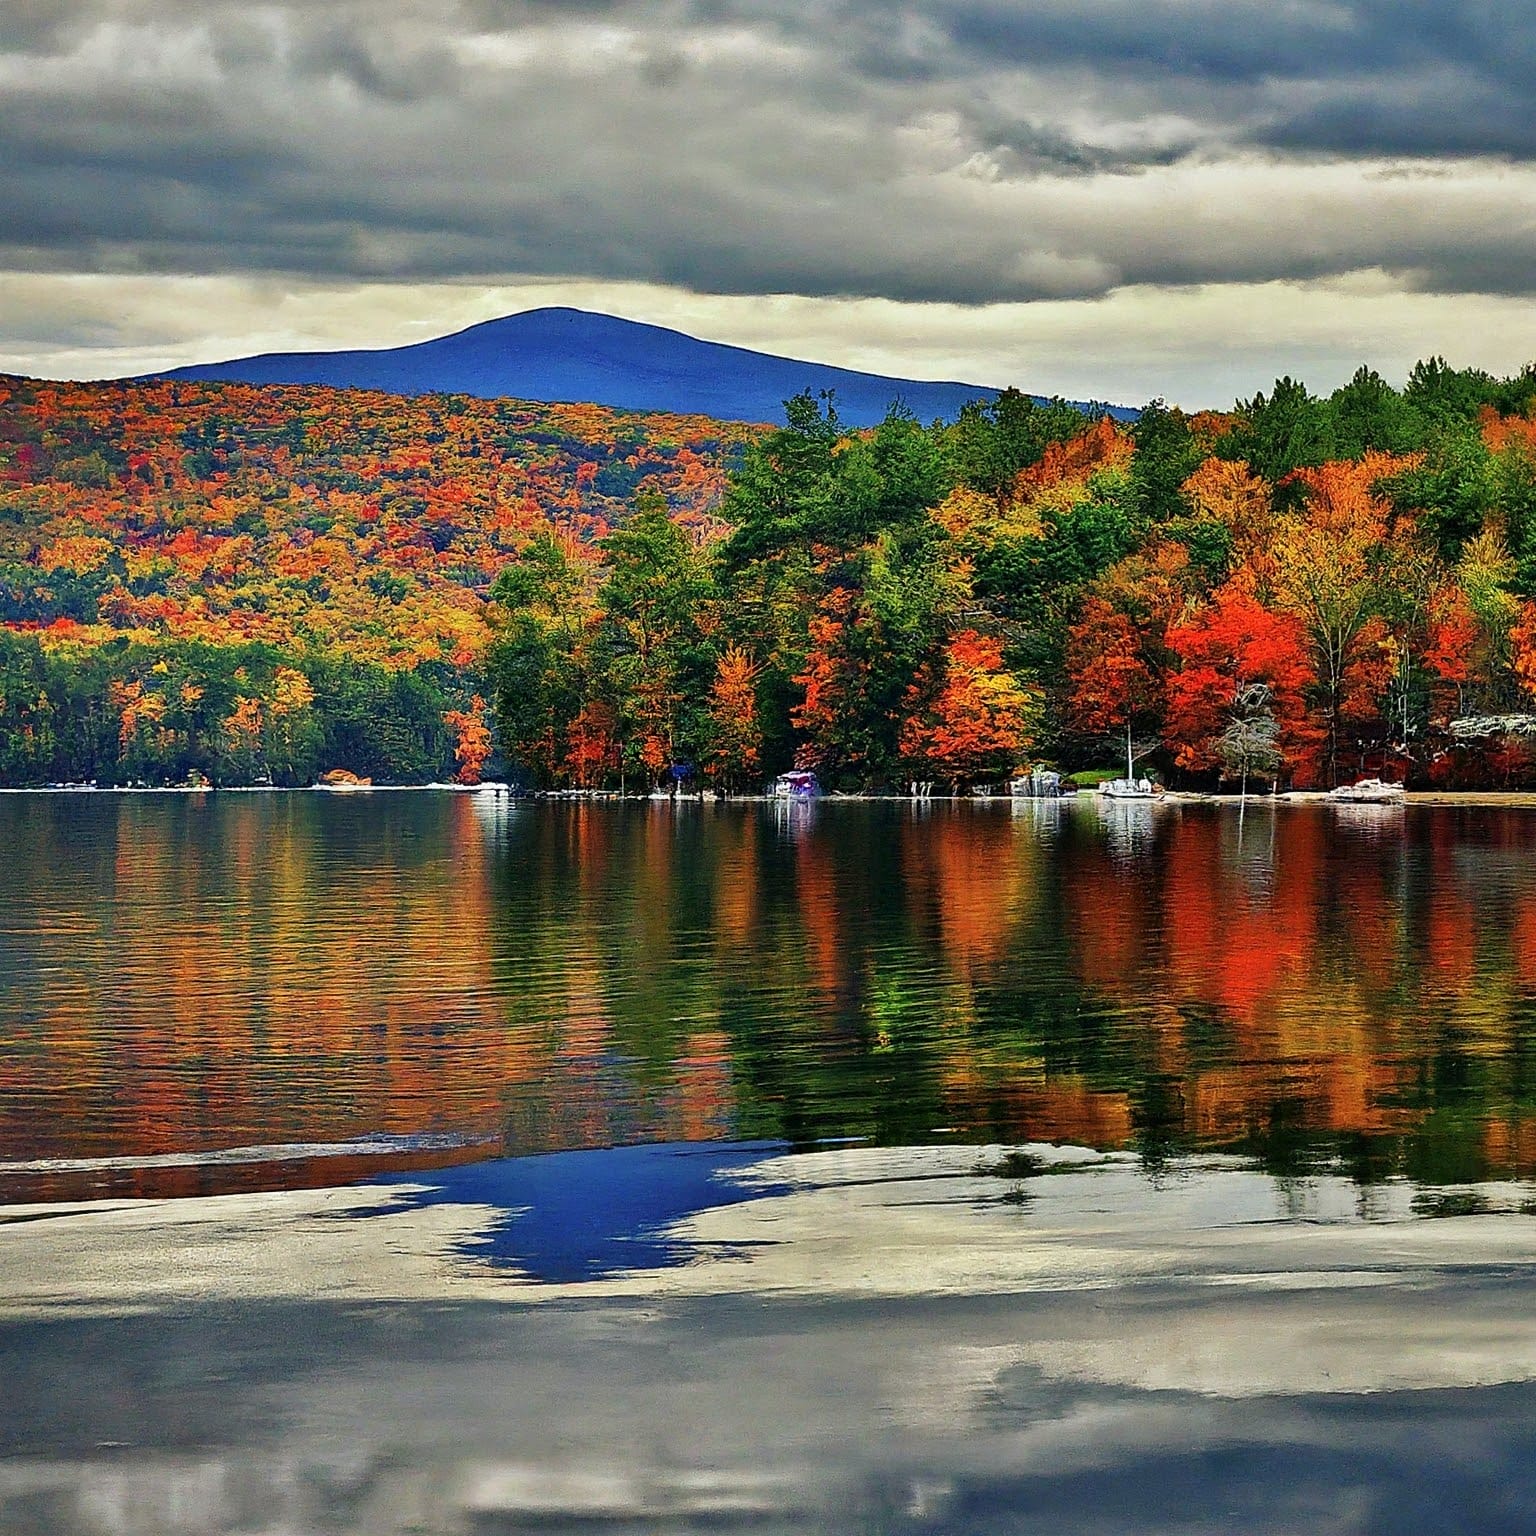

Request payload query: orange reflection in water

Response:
[1,795,517,1172]
[5,795,1536,1199]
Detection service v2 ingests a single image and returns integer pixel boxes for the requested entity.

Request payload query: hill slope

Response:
[0,374,754,667]
[0,372,760,782]
[148,307,1033,427]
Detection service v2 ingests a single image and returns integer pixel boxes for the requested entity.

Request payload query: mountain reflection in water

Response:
[3,792,1536,1201]
[363,1140,790,1282]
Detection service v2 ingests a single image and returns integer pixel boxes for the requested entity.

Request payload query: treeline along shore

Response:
[5,360,1536,791]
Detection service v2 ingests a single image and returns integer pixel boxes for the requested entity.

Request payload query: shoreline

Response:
[9,782,1536,809]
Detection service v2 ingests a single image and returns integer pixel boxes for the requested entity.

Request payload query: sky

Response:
[2,0,1535,407]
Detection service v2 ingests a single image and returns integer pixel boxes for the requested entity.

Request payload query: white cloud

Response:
[5,1,1536,393]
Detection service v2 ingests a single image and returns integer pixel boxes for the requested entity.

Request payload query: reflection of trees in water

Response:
[0,793,513,1169]
[1220,801,1278,903]
[8,798,1536,1190]
[484,801,1536,1183]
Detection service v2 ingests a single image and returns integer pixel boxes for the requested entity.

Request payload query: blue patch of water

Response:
[358,1140,792,1283]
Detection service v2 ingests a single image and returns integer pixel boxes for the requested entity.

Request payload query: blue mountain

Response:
[147,307,1107,427]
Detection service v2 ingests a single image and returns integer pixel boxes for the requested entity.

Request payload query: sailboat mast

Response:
[1126,721,1134,783]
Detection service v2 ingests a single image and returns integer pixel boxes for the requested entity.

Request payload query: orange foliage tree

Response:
[706,644,762,791]
[1267,454,1415,780]
[899,630,1041,786]
[564,699,620,788]
[1065,598,1161,739]
[790,588,860,774]
[443,695,493,784]
[1512,603,1536,702]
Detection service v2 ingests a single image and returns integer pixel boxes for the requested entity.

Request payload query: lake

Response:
[4,791,1535,1204]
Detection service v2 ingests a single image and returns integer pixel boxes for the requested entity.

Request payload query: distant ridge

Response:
[144,307,1122,427]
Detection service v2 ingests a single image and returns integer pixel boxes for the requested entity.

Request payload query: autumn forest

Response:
[5,358,1536,790]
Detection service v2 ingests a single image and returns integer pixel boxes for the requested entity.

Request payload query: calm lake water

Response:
[3,791,1536,1202]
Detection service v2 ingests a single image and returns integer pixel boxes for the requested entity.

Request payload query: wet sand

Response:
[4,1143,1536,1534]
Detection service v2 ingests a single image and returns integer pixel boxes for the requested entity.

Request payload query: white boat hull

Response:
[1328,779,1406,804]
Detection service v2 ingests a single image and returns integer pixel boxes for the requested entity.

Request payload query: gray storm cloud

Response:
[2,0,1535,304]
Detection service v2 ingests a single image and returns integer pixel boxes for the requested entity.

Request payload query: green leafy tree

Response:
[597,494,717,783]
[1219,377,1335,507]
[487,535,592,787]
[942,389,1090,500]
[1327,366,1424,458]
[1129,400,1200,525]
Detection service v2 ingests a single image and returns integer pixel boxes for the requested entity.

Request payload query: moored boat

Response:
[1327,778,1406,804]
[771,771,820,800]
[1098,723,1160,799]
[1099,776,1159,800]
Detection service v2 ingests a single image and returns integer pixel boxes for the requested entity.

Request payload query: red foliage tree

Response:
[1065,597,1162,739]
[1165,585,1318,782]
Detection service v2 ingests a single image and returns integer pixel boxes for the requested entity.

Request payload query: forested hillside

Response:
[4,359,1536,790]
[486,364,1536,793]
[0,376,753,784]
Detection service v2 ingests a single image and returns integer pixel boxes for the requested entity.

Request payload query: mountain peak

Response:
[146,307,1024,426]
